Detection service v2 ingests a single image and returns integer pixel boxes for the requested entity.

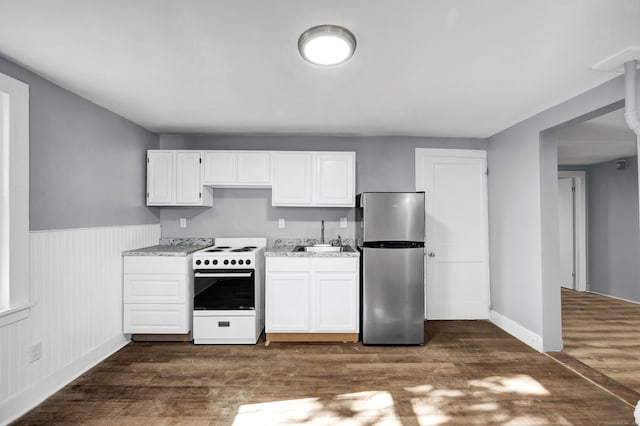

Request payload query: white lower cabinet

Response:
[314,273,358,331]
[266,257,359,336]
[123,256,193,334]
[266,273,311,331]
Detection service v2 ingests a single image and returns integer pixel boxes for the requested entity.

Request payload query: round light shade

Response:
[298,25,356,66]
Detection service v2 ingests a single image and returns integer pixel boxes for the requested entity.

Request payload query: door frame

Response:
[415,148,490,319]
[557,171,587,292]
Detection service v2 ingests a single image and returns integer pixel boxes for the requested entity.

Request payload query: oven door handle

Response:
[194,272,253,278]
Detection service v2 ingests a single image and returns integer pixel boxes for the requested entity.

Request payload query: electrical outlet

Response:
[340,217,348,228]
[278,218,285,229]
[28,342,42,363]
[179,218,187,228]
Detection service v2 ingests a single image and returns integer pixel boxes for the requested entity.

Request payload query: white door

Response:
[558,177,575,289]
[416,148,490,319]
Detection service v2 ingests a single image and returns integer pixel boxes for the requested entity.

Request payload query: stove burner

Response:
[215,246,231,249]
[231,246,257,252]
[205,249,224,252]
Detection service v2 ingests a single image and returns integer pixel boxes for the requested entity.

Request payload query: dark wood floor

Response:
[14,319,635,425]
[560,288,640,394]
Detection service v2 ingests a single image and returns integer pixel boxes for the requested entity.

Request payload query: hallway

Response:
[556,289,640,405]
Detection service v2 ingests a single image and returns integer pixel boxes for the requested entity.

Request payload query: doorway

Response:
[556,171,586,292]
[553,106,640,397]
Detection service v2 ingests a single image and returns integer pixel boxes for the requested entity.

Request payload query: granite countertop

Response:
[265,238,359,258]
[123,237,213,257]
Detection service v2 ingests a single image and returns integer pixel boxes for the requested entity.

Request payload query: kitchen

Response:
[2,2,640,424]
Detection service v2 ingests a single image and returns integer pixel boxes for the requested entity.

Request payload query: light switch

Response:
[278,218,285,229]
[179,218,187,228]
[340,217,347,228]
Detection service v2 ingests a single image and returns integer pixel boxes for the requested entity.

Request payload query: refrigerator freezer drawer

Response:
[358,192,425,243]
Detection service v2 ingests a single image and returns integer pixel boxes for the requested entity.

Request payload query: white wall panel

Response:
[0,223,160,424]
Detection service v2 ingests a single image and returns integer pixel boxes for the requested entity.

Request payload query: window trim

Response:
[0,71,30,325]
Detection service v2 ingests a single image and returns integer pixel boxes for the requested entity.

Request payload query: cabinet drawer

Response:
[313,257,358,273]
[267,257,311,272]
[123,304,189,334]
[193,315,257,341]
[123,274,186,303]
[124,256,189,274]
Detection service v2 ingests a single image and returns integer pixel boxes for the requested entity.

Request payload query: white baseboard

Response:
[588,290,640,305]
[490,310,543,352]
[0,335,129,425]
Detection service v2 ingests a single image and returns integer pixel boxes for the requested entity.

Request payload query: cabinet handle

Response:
[218,321,230,327]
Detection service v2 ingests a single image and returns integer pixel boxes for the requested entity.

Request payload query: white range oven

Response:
[192,237,266,344]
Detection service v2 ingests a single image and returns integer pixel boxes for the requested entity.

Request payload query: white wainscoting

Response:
[0,223,160,424]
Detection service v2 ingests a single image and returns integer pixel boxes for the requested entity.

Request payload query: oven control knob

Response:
[224,259,229,265]
[231,260,236,265]
[246,259,251,265]
[212,259,218,265]
[238,260,244,265]
[195,260,201,265]
[204,260,209,265]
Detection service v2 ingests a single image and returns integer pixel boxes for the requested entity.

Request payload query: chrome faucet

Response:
[320,219,325,244]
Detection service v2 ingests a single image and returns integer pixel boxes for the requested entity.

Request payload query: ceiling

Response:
[556,108,636,166]
[0,1,639,138]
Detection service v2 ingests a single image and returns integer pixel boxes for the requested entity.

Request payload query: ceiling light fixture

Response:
[298,25,356,66]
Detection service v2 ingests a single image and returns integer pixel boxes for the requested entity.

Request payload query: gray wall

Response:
[159,135,486,244]
[587,156,640,302]
[0,55,160,230]
[488,75,627,351]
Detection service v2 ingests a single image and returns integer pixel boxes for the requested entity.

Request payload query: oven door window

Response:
[194,270,255,310]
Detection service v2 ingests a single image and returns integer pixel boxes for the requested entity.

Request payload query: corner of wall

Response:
[490,310,544,352]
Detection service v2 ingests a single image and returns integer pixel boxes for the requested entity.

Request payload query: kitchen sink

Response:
[293,245,355,253]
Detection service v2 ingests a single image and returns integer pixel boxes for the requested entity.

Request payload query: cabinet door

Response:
[237,151,271,186]
[123,303,189,334]
[175,151,203,204]
[315,152,355,206]
[266,273,310,331]
[147,151,174,205]
[123,274,186,304]
[313,273,358,332]
[202,151,237,185]
[272,152,313,206]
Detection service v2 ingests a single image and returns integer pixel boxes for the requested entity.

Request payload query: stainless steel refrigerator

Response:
[356,192,425,345]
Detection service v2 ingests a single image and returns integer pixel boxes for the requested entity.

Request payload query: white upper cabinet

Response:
[175,151,204,204]
[202,151,236,184]
[271,152,314,206]
[147,151,174,205]
[272,151,355,207]
[315,152,355,206]
[146,150,213,206]
[202,150,271,187]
